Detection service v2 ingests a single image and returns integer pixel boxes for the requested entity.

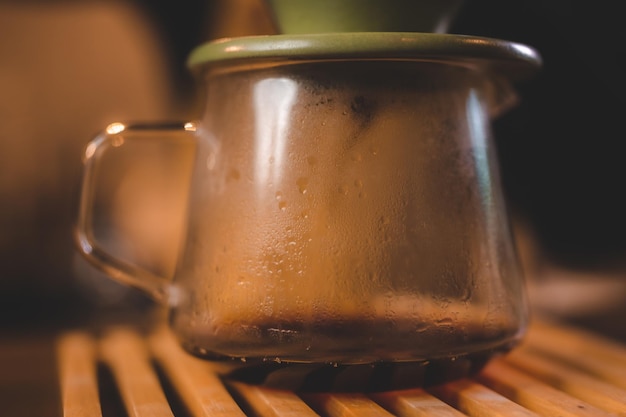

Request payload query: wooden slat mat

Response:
[57,320,626,416]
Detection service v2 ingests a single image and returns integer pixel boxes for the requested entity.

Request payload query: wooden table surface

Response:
[3,317,626,417]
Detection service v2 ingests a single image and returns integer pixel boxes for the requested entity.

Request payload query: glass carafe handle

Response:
[75,122,196,303]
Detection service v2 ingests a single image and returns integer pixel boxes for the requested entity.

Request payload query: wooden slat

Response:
[228,382,319,417]
[55,319,626,417]
[478,358,615,417]
[522,326,626,390]
[428,379,540,417]
[303,393,395,417]
[504,348,626,416]
[148,326,247,417]
[371,388,467,417]
[57,332,102,417]
[100,327,174,417]
[529,320,626,367]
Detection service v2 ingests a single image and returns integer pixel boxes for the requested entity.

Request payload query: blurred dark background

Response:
[453,0,626,270]
[1,0,625,338]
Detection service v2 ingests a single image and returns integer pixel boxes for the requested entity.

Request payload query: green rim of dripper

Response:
[187,32,541,81]
[187,0,541,81]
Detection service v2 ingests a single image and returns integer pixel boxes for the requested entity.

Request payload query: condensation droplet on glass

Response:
[436,317,454,327]
[338,185,349,195]
[278,201,287,211]
[414,322,429,333]
[460,285,473,303]
[275,191,283,200]
[296,177,308,194]
[228,168,240,180]
[354,179,363,188]
[370,146,379,156]
[351,153,363,162]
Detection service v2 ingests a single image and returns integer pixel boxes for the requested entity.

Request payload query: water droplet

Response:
[460,286,473,302]
[351,153,363,162]
[436,317,454,326]
[338,185,349,195]
[278,201,287,211]
[227,168,240,180]
[414,322,429,333]
[240,357,247,363]
[354,179,363,187]
[370,146,379,156]
[296,177,308,194]
[275,191,283,200]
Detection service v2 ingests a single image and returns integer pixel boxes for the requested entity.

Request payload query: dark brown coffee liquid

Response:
[175,316,520,389]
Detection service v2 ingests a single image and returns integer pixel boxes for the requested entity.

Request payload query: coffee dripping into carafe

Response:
[76,0,541,377]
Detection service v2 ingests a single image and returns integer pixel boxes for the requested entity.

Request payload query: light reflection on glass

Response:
[252,78,297,191]
[84,142,98,160]
[105,122,125,134]
[466,89,492,207]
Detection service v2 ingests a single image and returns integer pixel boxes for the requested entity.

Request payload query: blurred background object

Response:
[0,0,184,328]
[1,0,625,340]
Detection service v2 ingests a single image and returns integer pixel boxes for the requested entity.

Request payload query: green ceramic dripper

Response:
[264,0,466,34]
